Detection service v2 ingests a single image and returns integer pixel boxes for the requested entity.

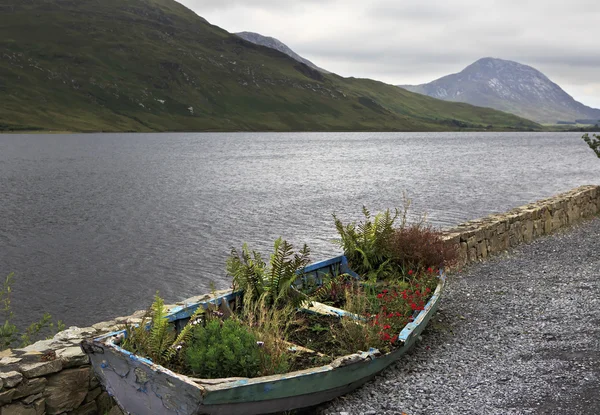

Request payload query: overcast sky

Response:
[179,0,600,109]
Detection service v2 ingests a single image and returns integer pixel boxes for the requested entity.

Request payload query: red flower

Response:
[383,324,391,330]
[408,270,414,276]
[377,293,383,299]
[427,267,433,273]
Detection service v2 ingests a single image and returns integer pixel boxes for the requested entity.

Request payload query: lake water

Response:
[1,132,599,327]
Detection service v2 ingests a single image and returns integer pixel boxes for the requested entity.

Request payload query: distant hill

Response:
[0,2,538,132]
[235,31,328,74]
[400,58,600,124]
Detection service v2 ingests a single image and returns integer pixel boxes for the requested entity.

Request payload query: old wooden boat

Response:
[82,255,445,415]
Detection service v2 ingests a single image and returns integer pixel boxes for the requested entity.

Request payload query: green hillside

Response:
[0,0,540,132]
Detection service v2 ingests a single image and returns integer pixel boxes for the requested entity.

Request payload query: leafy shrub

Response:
[333,207,398,282]
[582,133,600,158]
[1,273,65,350]
[227,238,311,309]
[388,224,458,273]
[185,318,261,379]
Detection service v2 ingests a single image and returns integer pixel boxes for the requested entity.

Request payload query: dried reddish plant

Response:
[388,224,458,272]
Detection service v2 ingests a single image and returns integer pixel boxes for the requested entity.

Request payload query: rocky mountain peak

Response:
[235,31,328,73]
[400,58,600,124]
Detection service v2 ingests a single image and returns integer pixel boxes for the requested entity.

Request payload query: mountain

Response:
[235,31,328,73]
[399,58,600,124]
[0,2,538,132]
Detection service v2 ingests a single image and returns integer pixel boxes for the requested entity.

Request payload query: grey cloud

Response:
[366,1,462,21]
[180,0,331,13]
[180,0,600,107]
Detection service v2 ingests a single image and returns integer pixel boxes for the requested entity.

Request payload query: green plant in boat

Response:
[227,238,311,309]
[333,206,398,283]
[122,293,202,367]
[185,318,262,379]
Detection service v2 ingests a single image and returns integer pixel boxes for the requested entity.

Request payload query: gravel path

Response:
[317,217,600,415]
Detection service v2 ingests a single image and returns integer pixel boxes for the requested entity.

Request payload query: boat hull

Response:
[82,256,444,415]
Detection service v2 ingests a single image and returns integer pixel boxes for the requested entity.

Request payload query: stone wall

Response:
[0,324,130,415]
[442,185,600,267]
[1,185,598,414]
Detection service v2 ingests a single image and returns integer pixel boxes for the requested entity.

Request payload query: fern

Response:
[122,293,205,367]
[227,238,311,310]
[148,295,174,363]
[228,244,267,305]
[333,207,397,282]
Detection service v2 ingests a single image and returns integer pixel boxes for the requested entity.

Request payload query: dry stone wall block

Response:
[56,347,89,369]
[478,240,488,259]
[44,368,90,415]
[0,389,16,405]
[95,391,115,415]
[13,378,47,399]
[67,400,97,415]
[0,372,22,388]
[0,401,39,415]
[108,405,125,415]
[19,360,62,378]
[84,387,101,404]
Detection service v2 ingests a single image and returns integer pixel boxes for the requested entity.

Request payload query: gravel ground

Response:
[317,217,600,415]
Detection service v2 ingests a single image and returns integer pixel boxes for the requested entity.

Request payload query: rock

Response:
[56,347,89,368]
[13,377,47,399]
[67,400,97,415]
[22,393,43,405]
[0,388,16,405]
[44,368,90,414]
[32,399,45,415]
[15,350,58,365]
[108,406,125,415]
[19,360,62,378]
[17,339,70,354]
[0,402,38,415]
[0,371,22,388]
[53,327,97,343]
[0,357,22,366]
[95,392,114,414]
[84,386,101,403]
[0,349,14,358]
[91,321,117,333]
[88,370,99,389]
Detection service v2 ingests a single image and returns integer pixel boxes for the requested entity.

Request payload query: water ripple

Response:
[0,132,598,327]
